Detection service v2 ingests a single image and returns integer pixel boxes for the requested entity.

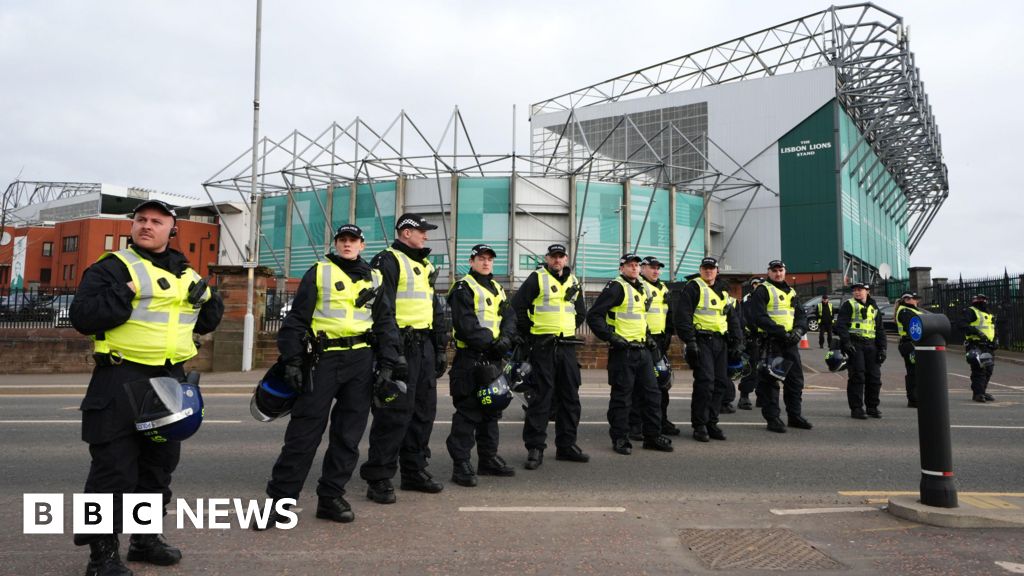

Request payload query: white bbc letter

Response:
[73,494,113,535]
[207,498,231,529]
[176,499,203,529]
[24,494,63,534]
[123,494,163,534]
[274,498,298,530]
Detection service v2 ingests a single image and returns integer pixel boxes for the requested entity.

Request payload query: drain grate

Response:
[679,528,842,571]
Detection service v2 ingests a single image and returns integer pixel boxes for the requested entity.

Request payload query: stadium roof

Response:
[530,3,947,252]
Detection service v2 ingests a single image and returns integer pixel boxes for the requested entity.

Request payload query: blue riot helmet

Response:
[966,348,994,370]
[250,362,299,422]
[475,362,512,413]
[825,348,848,372]
[727,352,751,382]
[759,354,793,382]
[506,359,536,407]
[135,373,204,443]
[654,355,673,390]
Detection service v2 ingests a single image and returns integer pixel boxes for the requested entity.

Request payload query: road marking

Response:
[960,495,1019,510]
[949,373,1024,391]
[0,420,242,424]
[952,425,1024,430]
[996,561,1024,574]
[840,491,1024,497]
[860,525,920,532]
[769,506,879,515]
[459,506,625,513]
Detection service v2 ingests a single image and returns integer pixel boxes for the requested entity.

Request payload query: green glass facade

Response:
[630,185,671,267]
[576,181,623,278]
[455,177,510,276]
[355,181,395,258]
[289,190,329,277]
[674,191,705,279]
[259,195,288,276]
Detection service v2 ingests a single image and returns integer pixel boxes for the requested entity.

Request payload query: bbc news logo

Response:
[23,494,298,533]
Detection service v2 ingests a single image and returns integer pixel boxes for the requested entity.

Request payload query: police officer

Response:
[963,294,997,402]
[511,243,589,470]
[629,256,678,438]
[750,260,812,433]
[261,224,399,526]
[69,200,223,576]
[834,282,886,419]
[446,244,518,487]
[587,253,674,454]
[736,277,764,410]
[895,292,924,407]
[360,213,448,503]
[817,294,834,349]
[674,257,742,442]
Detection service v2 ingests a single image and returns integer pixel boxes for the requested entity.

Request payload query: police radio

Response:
[187,275,212,306]
[563,283,581,302]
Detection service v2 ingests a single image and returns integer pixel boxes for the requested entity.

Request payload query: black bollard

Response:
[909,313,957,508]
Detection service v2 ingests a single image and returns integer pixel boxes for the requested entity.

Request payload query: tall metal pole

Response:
[242,0,263,372]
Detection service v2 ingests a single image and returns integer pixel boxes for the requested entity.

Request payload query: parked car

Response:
[0,293,48,322]
[47,294,75,327]
[878,303,898,333]
[279,298,293,320]
[801,294,844,332]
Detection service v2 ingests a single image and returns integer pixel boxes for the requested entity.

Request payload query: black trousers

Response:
[819,324,833,348]
[607,346,661,441]
[75,361,186,545]
[267,348,372,500]
[629,388,672,432]
[898,339,917,403]
[967,343,995,395]
[847,340,882,411]
[446,351,500,463]
[522,340,582,451]
[689,334,728,428]
[756,340,805,420]
[738,335,761,397]
[360,336,437,482]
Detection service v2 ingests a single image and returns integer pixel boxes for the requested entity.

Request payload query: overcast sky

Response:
[1,0,1020,279]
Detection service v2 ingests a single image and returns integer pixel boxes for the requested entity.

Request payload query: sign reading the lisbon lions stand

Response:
[779,139,833,158]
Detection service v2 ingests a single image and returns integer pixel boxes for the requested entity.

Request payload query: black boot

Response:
[126,534,180,566]
[316,496,355,523]
[253,499,294,530]
[400,469,444,493]
[451,460,478,487]
[86,536,133,576]
[478,455,516,476]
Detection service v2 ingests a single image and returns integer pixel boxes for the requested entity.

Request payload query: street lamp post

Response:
[242,0,263,372]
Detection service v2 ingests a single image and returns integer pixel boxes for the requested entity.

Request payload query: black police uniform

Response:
[629,275,676,436]
[359,240,448,491]
[445,270,517,474]
[834,296,886,417]
[69,246,223,546]
[961,303,996,399]
[511,265,586,456]
[674,276,742,439]
[750,279,809,427]
[896,302,922,406]
[818,300,834,348]
[265,253,399,509]
[586,276,665,448]
[737,290,762,407]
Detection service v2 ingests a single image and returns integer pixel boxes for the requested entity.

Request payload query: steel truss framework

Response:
[202,108,767,279]
[531,2,947,253]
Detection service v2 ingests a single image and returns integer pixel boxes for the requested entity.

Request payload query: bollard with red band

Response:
[909,313,957,508]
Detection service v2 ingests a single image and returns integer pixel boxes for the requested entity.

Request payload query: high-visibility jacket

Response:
[817,301,832,319]
[896,303,922,339]
[387,247,434,330]
[528,267,579,336]
[643,279,669,335]
[608,277,647,342]
[689,277,728,334]
[311,261,381,351]
[846,299,878,339]
[758,283,796,333]
[93,247,210,366]
[967,306,995,342]
[454,273,506,349]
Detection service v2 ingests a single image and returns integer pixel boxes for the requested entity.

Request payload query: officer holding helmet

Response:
[962,294,997,402]
[69,199,223,576]
[736,277,764,410]
[511,243,589,470]
[587,253,674,455]
[895,292,924,407]
[629,256,678,438]
[260,224,399,527]
[674,257,742,442]
[445,244,518,487]
[360,213,449,503]
[834,282,886,419]
[750,260,812,433]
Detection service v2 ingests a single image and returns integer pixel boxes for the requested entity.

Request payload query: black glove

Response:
[645,336,659,351]
[392,355,409,381]
[435,351,448,378]
[489,335,513,359]
[728,348,742,365]
[685,341,700,366]
[609,334,629,350]
[876,351,887,364]
[785,331,802,347]
[843,341,856,356]
[282,362,304,394]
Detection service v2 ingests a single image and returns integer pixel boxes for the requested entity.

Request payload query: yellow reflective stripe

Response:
[968,307,995,340]
[315,263,348,320]
[391,249,430,300]
[848,299,877,337]
[118,249,170,323]
[614,279,643,320]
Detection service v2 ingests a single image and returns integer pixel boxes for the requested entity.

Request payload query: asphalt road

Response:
[1,347,1021,575]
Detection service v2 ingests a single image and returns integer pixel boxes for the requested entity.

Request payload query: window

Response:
[189,242,196,253]
[40,268,51,283]
[42,242,53,257]
[119,236,130,250]
[210,243,216,252]
[62,236,79,253]
[104,235,114,251]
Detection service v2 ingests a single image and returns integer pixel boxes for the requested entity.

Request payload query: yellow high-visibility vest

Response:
[758,283,796,333]
[453,274,506,349]
[847,299,877,339]
[387,247,434,330]
[967,306,995,341]
[93,248,209,366]
[528,267,579,336]
[896,304,922,339]
[643,279,669,335]
[311,262,380,351]
[608,277,647,342]
[690,277,728,334]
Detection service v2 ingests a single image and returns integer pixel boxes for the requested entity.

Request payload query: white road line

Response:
[770,506,879,515]
[0,420,242,424]
[949,373,1024,391]
[459,506,625,513]
[996,561,1024,574]
[952,425,1024,430]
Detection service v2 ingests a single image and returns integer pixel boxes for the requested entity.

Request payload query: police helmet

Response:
[727,352,752,382]
[966,348,995,370]
[825,348,848,372]
[373,364,408,409]
[250,362,299,422]
[654,355,673,390]
[505,360,537,407]
[135,373,204,443]
[759,355,793,382]
[475,362,513,413]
